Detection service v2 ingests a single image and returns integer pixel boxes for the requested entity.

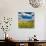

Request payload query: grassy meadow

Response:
[18,20,34,28]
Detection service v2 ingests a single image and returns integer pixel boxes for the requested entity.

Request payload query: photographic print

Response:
[18,12,34,28]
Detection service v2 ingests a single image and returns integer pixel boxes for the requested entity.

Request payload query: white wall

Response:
[0,0,46,40]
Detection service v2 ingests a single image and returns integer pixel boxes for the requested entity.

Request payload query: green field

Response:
[18,20,34,28]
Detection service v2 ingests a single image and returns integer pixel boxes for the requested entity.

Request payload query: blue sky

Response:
[18,12,34,21]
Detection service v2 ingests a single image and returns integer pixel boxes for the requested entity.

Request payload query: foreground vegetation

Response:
[18,20,34,28]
